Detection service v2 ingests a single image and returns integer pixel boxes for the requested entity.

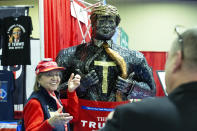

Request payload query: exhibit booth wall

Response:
[2,1,197,52]
[1,0,197,97]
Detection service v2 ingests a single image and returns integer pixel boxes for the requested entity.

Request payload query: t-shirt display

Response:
[1,16,33,66]
[0,70,15,120]
[0,19,3,59]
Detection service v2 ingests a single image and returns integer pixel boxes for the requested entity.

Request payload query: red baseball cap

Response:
[35,60,65,75]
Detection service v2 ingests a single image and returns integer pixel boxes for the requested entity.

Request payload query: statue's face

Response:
[92,15,117,40]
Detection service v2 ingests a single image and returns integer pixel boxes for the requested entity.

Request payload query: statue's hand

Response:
[76,69,99,88]
[116,72,135,93]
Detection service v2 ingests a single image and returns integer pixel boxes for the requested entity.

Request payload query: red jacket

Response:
[23,90,79,131]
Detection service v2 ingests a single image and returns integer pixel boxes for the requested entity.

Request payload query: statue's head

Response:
[90,4,121,40]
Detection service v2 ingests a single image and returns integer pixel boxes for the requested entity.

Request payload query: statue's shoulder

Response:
[112,44,145,61]
[57,44,88,56]
[58,45,77,56]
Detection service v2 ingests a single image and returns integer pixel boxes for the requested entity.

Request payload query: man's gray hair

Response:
[175,27,197,68]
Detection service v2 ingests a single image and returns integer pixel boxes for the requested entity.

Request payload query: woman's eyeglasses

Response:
[43,72,62,77]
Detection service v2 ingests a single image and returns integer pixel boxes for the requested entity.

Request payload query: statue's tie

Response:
[103,43,127,79]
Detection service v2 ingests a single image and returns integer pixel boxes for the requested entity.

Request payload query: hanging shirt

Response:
[1,16,33,66]
[0,70,15,120]
[0,18,3,60]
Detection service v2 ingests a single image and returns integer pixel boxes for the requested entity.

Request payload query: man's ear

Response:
[172,51,183,73]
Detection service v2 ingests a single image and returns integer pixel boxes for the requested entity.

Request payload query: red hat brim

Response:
[37,67,65,74]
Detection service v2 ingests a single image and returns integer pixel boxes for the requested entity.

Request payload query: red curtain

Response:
[44,0,90,60]
[141,51,167,97]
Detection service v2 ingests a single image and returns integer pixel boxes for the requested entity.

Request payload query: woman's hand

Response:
[67,73,81,92]
[48,107,73,127]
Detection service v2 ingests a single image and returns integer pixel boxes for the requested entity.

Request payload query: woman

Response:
[23,60,81,131]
